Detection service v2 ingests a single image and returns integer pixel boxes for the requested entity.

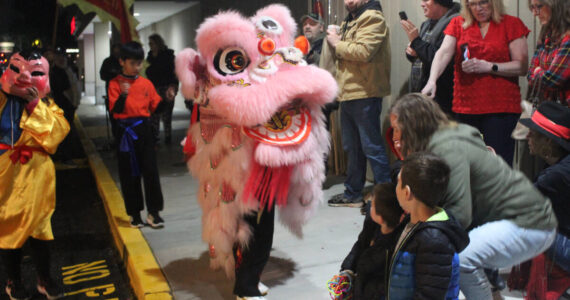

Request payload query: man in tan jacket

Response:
[325,0,391,207]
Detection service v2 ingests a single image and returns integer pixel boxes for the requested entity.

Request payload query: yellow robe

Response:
[0,92,70,249]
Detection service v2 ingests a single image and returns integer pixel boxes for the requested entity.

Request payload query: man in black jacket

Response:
[100,43,122,143]
[300,13,325,66]
[400,0,460,115]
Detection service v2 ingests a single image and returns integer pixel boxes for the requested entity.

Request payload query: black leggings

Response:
[233,205,275,297]
[0,238,52,282]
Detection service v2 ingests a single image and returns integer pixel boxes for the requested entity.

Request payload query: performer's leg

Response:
[29,238,51,281]
[234,206,275,297]
[0,247,31,299]
[30,238,63,298]
[0,248,23,283]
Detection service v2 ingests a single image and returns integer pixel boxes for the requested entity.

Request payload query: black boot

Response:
[485,268,506,291]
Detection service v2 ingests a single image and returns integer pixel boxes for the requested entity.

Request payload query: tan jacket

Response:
[328,4,391,101]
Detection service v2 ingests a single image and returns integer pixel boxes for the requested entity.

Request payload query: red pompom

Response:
[294,36,310,55]
[258,37,276,56]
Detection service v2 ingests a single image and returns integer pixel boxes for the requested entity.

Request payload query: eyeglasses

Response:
[529,4,544,12]
[467,0,490,8]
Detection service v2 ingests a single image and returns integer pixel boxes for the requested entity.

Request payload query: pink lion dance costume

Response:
[176,4,337,298]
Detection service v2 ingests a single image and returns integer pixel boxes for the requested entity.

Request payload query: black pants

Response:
[151,87,175,143]
[104,95,120,143]
[0,238,52,283]
[456,112,520,166]
[233,205,275,297]
[116,120,164,216]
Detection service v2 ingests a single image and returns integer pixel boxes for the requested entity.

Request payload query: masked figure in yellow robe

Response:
[0,50,69,299]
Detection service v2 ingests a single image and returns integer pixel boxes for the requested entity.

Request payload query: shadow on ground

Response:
[161,250,296,299]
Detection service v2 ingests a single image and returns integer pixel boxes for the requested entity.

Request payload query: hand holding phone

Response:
[399,11,408,21]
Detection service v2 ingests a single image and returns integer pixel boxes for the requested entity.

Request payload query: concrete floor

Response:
[76,99,525,300]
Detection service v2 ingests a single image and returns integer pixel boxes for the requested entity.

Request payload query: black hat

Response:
[300,13,323,24]
[434,0,455,8]
[519,102,570,152]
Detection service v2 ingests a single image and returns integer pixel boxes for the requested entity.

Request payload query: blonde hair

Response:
[461,0,505,28]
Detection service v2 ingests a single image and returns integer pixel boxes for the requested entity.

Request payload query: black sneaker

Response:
[485,268,506,291]
[5,280,30,300]
[328,194,363,208]
[130,214,144,228]
[147,212,164,229]
[37,278,63,300]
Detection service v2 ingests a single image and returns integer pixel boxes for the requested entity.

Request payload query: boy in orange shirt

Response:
[108,42,165,228]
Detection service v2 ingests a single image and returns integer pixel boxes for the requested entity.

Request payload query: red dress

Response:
[444,15,530,115]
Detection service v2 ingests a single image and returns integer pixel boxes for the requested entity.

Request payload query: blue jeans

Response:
[546,232,570,274]
[459,220,556,300]
[340,98,390,199]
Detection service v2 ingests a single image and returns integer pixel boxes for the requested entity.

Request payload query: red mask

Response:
[1,53,50,99]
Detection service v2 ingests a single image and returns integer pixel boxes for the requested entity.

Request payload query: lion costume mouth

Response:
[243,103,311,146]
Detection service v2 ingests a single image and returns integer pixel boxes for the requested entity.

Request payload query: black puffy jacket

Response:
[341,209,406,300]
[387,211,469,300]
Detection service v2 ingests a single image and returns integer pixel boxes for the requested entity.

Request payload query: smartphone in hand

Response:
[399,11,408,21]
[460,43,470,61]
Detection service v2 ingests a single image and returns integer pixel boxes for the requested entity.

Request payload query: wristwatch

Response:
[492,64,499,72]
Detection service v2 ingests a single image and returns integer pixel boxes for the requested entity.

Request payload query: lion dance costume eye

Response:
[214,47,249,75]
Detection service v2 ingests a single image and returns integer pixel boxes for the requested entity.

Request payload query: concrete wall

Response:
[82,34,96,98]
[94,22,111,105]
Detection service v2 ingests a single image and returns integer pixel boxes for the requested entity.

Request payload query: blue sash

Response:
[118,118,145,176]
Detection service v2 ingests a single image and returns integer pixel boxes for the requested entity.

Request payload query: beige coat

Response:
[324,6,391,101]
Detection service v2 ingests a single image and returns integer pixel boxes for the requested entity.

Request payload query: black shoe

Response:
[328,194,363,208]
[360,200,371,216]
[130,214,144,228]
[147,212,164,229]
[5,280,30,300]
[37,278,63,300]
[485,268,506,291]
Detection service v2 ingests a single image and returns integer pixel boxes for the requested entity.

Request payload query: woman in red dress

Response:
[422,0,529,166]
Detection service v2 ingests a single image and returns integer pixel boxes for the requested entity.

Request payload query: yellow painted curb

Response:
[74,117,173,300]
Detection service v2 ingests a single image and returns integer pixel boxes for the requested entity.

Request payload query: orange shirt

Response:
[108,74,162,119]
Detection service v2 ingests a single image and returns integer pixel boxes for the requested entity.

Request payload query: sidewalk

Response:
[76,99,366,300]
[76,99,525,300]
